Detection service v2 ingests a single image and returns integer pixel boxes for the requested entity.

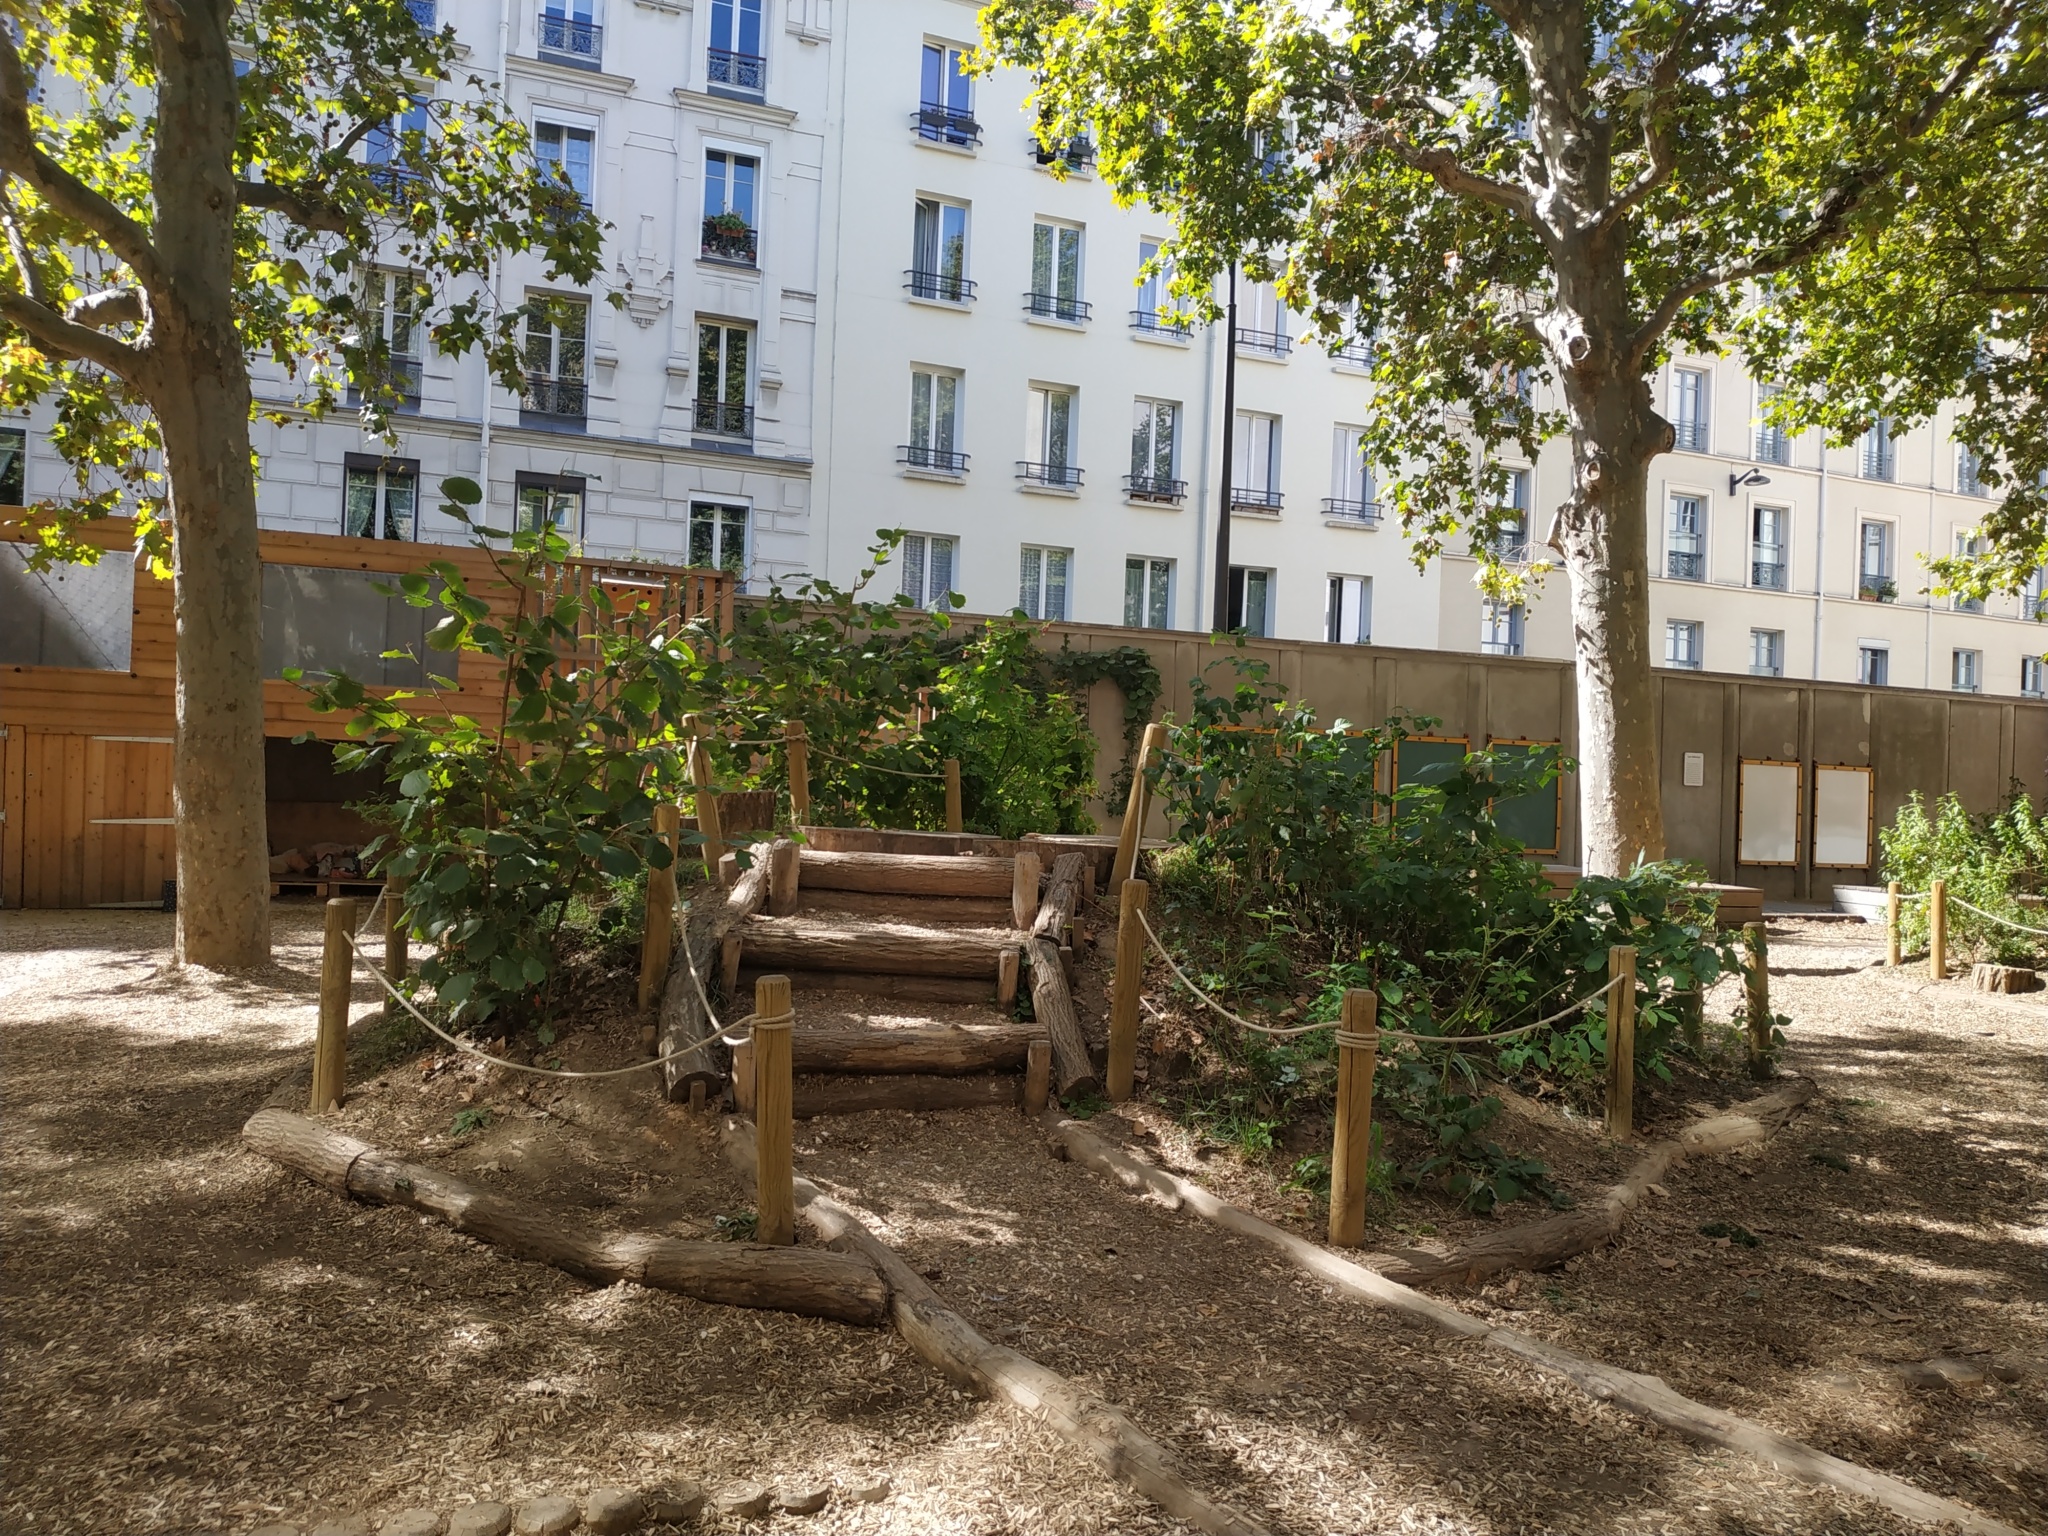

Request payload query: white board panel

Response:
[1813,765,1874,867]
[1739,761,1801,866]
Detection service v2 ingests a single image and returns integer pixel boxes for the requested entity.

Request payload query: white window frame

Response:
[898,531,958,611]
[1018,545,1071,621]
[1326,574,1371,645]
[1228,566,1274,637]
[1952,648,1981,693]
[1952,529,1986,612]
[911,196,970,300]
[1125,556,1173,629]
[905,366,963,470]
[1029,219,1085,319]
[1859,519,1894,589]
[1129,398,1180,491]
[1331,425,1373,510]
[688,500,750,584]
[1666,492,1705,580]
[1750,504,1787,589]
[1749,628,1784,678]
[1669,366,1708,450]
[2022,654,2045,699]
[1480,599,1524,657]
[1664,618,1704,670]
[1859,643,1890,687]
[1232,411,1281,504]
[1027,384,1078,480]
[343,458,418,541]
[532,112,598,209]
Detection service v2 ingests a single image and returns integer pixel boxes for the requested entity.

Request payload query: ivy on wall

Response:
[1048,642,1163,804]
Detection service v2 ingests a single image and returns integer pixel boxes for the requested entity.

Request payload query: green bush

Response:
[1881,790,2048,963]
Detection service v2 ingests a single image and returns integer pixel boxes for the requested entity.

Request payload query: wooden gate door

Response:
[0,729,175,908]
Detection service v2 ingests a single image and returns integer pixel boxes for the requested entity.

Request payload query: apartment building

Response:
[4,0,2039,701]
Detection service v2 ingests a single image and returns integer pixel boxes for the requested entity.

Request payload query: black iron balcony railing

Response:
[1130,309,1194,338]
[1234,326,1291,357]
[1666,549,1704,581]
[1330,342,1374,367]
[1123,473,1186,503]
[536,13,602,65]
[522,374,587,420]
[1017,461,1082,489]
[1751,558,1787,590]
[700,218,758,265]
[913,105,981,147]
[905,269,974,303]
[693,398,753,438]
[1672,417,1707,451]
[1322,497,1382,526]
[1754,425,1790,464]
[1490,539,1531,563]
[707,47,765,92]
[407,0,437,26]
[2027,593,2048,621]
[1024,291,1090,323]
[367,161,426,197]
[1230,486,1283,512]
[899,444,969,474]
[1032,135,1095,170]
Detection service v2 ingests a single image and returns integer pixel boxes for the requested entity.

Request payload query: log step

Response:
[794,1073,1020,1118]
[738,968,999,1004]
[739,914,1017,978]
[791,1023,1043,1076]
[799,848,1016,899]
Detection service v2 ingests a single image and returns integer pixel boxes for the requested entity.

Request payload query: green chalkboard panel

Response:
[1488,740,1562,853]
[1395,736,1468,787]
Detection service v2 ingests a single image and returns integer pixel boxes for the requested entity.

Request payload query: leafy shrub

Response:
[1881,789,2048,963]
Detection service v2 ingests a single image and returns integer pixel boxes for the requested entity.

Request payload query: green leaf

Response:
[441,475,483,507]
[399,769,432,798]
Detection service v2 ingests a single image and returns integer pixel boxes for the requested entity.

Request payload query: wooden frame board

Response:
[1811,763,1875,869]
[1486,737,1563,856]
[1737,758,1803,867]
[1395,734,1469,789]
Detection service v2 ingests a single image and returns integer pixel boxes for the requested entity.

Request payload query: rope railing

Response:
[1945,894,2048,938]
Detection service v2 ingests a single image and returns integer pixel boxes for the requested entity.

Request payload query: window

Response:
[1132,239,1189,336]
[1326,575,1370,645]
[1957,443,1984,496]
[1325,426,1377,524]
[1860,418,1896,481]
[1127,398,1181,500]
[364,96,429,188]
[1226,567,1273,637]
[1231,412,1282,510]
[1665,619,1703,670]
[521,295,587,421]
[909,198,970,301]
[707,0,764,93]
[1480,600,1524,656]
[701,151,758,264]
[514,472,584,535]
[1669,367,1708,451]
[917,42,977,146]
[1750,628,1784,678]
[356,270,422,408]
[1020,385,1079,487]
[1490,468,1530,560]
[2023,655,2045,699]
[342,454,418,541]
[898,532,958,611]
[1027,221,1087,322]
[1753,382,1790,464]
[1859,645,1890,687]
[1953,649,1981,693]
[0,426,23,504]
[2026,569,2047,622]
[534,120,594,206]
[1018,545,1071,621]
[1236,282,1289,356]
[1,537,134,669]
[695,322,752,438]
[1666,494,1704,580]
[537,0,601,69]
[1859,521,1893,598]
[902,368,964,473]
[688,501,748,578]
[1751,505,1787,590]
[1124,557,1172,629]
[1953,531,1985,612]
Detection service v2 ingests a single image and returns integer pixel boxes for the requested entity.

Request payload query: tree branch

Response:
[67,288,146,328]
[0,30,165,295]
[1596,3,1702,234]
[236,178,353,234]
[0,290,150,377]
[1350,119,1536,221]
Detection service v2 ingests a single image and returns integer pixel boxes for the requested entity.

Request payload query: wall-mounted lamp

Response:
[1729,468,1772,496]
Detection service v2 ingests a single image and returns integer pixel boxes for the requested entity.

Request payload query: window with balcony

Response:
[1751,504,1787,590]
[901,369,965,474]
[2023,654,2045,699]
[521,295,587,423]
[364,96,429,194]
[1953,648,1981,692]
[1125,557,1173,629]
[1126,398,1182,502]
[2025,569,2047,622]
[1236,282,1289,356]
[1489,468,1530,560]
[352,270,422,410]
[1669,366,1708,451]
[1324,426,1378,525]
[1860,417,1896,481]
[537,0,601,69]
[1227,567,1273,637]
[689,501,749,580]
[1860,645,1890,686]
[1132,239,1190,336]
[1665,619,1703,670]
[1326,575,1371,645]
[1019,546,1071,621]
[899,532,958,611]
[1231,412,1282,511]
[1952,531,1986,612]
[1750,628,1784,678]
[1753,382,1791,464]
[1480,600,1524,656]
[1957,444,1985,496]
[1666,493,1704,580]
[342,454,418,540]
[1027,221,1087,322]
[917,42,977,146]
[695,322,752,439]
[908,198,971,302]
[514,471,584,535]
[701,151,758,265]
[1859,520,1895,600]
[1031,121,1094,171]
[533,120,594,206]
[0,426,23,504]
[1020,385,1079,488]
[707,0,764,95]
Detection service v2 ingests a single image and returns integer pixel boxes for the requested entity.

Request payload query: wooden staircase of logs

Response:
[656,836,1101,1120]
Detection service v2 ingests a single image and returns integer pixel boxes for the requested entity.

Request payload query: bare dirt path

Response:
[2,910,2041,1534]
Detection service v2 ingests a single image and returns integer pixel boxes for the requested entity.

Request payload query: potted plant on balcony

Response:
[1858,577,1898,603]
[702,210,753,260]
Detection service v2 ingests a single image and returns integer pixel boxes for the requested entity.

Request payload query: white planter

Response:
[1833,884,1889,922]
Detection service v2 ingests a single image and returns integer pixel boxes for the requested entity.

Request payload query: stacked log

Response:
[657,839,781,1101]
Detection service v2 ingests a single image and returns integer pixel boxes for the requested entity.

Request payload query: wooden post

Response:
[943,758,963,833]
[684,712,723,881]
[784,719,811,827]
[383,875,408,989]
[1023,1037,1052,1116]
[1886,880,1901,967]
[637,803,680,1011]
[767,838,799,917]
[1110,721,1169,892]
[311,897,356,1114]
[1929,878,1947,981]
[1011,850,1042,930]
[730,1036,756,1115]
[720,932,742,998]
[1743,922,1773,1081]
[1327,988,1379,1247]
[753,975,794,1246]
[1604,944,1637,1139]
[996,945,1020,1009]
[1106,877,1149,1102]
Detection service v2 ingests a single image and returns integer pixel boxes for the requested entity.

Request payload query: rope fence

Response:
[1945,895,2048,938]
